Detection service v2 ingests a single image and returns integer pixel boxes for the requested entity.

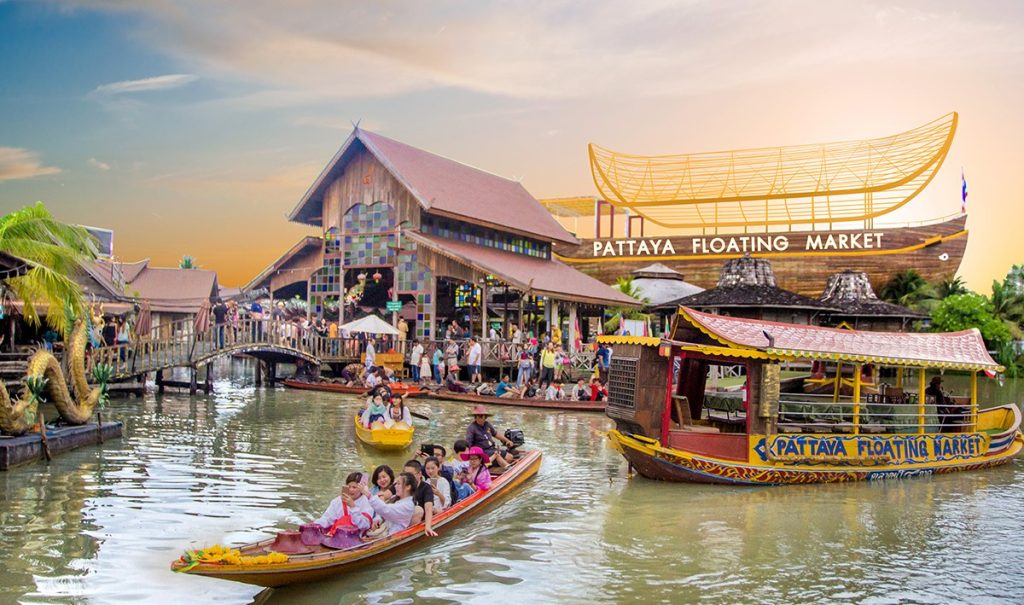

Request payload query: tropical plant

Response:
[935,275,969,299]
[178,255,197,269]
[1006,264,1024,293]
[606,276,651,332]
[994,342,1024,378]
[930,292,1012,350]
[879,269,938,312]
[990,278,1024,340]
[0,202,97,332]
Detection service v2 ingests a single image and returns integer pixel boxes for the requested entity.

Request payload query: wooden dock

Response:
[0,421,123,470]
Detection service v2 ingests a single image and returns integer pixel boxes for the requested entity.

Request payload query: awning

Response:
[406,232,639,308]
[340,314,400,335]
[673,306,1001,372]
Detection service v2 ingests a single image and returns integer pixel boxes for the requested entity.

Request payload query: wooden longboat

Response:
[603,309,1023,485]
[426,389,606,412]
[282,379,427,398]
[353,414,414,451]
[170,450,542,587]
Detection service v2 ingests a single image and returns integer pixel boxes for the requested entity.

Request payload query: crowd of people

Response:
[310,405,517,541]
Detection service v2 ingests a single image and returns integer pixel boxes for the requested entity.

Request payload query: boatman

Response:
[465,405,515,469]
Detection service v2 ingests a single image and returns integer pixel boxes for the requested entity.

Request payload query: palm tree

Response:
[990,278,1024,340]
[935,275,968,299]
[179,255,197,269]
[0,202,97,331]
[879,269,938,312]
[614,276,650,306]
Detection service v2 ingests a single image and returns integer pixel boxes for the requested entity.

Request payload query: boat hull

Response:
[282,379,426,398]
[353,415,414,451]
[427,389,606,412]
[607,405,1023,485]
[170,450,542,587]
[554,216,967,297]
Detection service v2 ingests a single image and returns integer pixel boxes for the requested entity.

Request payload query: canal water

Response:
[2,368,1023,604]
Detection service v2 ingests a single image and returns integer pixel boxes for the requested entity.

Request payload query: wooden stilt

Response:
[254,360,263,387]
[156,369,165,393]
[38,410,52,462]
[189,366,198,395]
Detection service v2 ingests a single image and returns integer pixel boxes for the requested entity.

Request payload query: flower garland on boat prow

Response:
[175,544,288,572]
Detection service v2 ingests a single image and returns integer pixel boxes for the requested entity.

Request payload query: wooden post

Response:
[205,363,214,394]
[895,367,903,388]
[852,363,862,435]
[268,362,277,385]
[567,304,577,353]
[917,368,926,434]
[254,360,263,387]
[480,280,488,340]
[832,362,842,403]
[156,369,165,393]
[189,366,198,395]
[970,370,978,432]
[38,410,51,462]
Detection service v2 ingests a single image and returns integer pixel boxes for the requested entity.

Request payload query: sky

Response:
[0,1,1022,289]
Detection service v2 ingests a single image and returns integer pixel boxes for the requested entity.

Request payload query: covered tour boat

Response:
[604,307,1022,485]
[171,450,542,586]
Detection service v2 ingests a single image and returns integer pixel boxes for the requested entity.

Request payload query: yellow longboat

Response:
[353,414,414,451]
[604,307,1023,485]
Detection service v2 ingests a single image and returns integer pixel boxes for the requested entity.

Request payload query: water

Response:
[2,368,1023,604]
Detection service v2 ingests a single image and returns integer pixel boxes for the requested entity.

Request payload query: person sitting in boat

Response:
[341,362,364,386]
[365,366,382,389]
[403,460,439,537]
[362,395,388,428]
[545,380,566,401]
[445,371,469,393]
[523,378,540,399]
[370,465,396,499]
[590,377,608,401]
[571,378,590,401]
[423,457,452,512]
[495,375,521,399]
[363,472,418,537]
[465,405,514,469]
[447,440,475,500]
[313,472,374,535]
[384,395,413,427]
[927,375,964,432]
[475,378,497,396]
[457,446,493,494]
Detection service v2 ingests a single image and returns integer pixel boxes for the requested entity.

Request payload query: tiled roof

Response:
[291,129,577,245]
[127,267,218,314]
[678,307,999,370]
[407,232,638,307]
[664,285,838,311]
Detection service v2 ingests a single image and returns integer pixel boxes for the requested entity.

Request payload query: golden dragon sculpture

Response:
[0,317,110,436]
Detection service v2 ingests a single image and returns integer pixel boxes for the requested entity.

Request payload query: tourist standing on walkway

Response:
[212,298,228,347]
[397,318,408,354]
[467,337,482,383]
[596,342,611,384]
[445,339,460,379]
[250,300,264,340]
[489,325,498,341]
[432,345,445,384]
[409,339,424,383]
[365,337,377,370]
[539,342,556,385]
[512,324,522,345]
[516,349,533,388]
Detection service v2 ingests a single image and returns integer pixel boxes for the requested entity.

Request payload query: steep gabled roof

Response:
[243,235,323,292]
[127,267,218,313]
[289,128,577,245]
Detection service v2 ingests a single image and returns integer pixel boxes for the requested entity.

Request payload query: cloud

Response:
[53,1,1024,107]
[0,147,61,182]
[88,157,111,171]
[92,74,197,95]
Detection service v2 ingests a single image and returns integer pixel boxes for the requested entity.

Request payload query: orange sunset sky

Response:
[1,2,1022,290]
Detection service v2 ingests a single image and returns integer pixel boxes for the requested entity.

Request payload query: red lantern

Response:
[372,271,382,282]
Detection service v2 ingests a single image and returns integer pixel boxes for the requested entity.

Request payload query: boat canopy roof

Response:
[669,306,1001,372]
[589,113,957,229]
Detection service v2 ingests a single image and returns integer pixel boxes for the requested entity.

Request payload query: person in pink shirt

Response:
[458,446,492,493]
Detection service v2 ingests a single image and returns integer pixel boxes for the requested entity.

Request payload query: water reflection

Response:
[0,368,1021,604]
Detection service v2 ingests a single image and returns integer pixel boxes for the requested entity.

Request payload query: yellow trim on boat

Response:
[597,335,661,346]
[353,414,414,451]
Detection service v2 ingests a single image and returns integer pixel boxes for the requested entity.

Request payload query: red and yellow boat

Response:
[605,308,1023,485]
[427,389,606,413]
[282,378,427,398]
[171,449,542,586]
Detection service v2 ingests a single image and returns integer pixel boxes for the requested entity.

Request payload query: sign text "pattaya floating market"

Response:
[591,231,886,257]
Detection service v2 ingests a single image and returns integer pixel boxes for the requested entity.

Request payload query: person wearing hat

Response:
[457,446,493,493]
[465,405,514,469]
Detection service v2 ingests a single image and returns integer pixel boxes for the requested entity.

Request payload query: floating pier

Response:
[0,421,123,470]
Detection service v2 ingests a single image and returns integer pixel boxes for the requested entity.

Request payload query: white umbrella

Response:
[338,314,400,335]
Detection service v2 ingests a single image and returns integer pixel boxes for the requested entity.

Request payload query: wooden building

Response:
[284,127,636,343]
[818,270,925,332]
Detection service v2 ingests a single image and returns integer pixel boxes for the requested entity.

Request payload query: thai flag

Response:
[961,168,968,214]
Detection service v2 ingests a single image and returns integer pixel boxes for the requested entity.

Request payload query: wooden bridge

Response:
[89,316,599,391]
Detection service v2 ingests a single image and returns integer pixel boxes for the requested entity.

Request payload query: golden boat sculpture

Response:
[588,113,957,229]
[353,414,414,451]
[603,309,1022,485]
[170,450,542,587]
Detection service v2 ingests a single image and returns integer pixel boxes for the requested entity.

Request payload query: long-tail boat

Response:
[604,307,1022,485]
[282,378,427,398]
[170,450,542,586]
[352,415,414,451]
[427,389,606,412]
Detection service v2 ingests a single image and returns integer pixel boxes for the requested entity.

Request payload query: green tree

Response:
[930,292,1011,350]
[607,276,650,333]
[990,278,1024,340]
[879,269,938,312]
[935,275,968,299]
[0,202,97,331]
[1006,264,1024,293]
[178,255,197,269]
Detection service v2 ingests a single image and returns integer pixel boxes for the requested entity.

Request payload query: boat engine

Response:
[504,428,525,453]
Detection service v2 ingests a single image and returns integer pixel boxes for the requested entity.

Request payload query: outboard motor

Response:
[504,428,525,455]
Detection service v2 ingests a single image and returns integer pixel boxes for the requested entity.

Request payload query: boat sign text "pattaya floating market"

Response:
[591,232,886,257]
